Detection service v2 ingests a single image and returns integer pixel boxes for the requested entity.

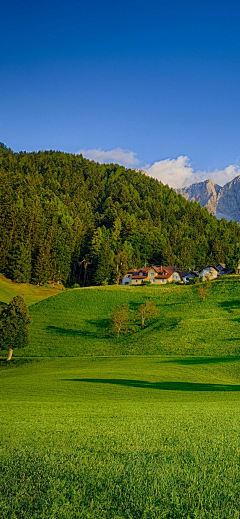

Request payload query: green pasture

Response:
[1,276,240,517]
[0,273,64,307]
[1,356,240,518]
[8,275,240,357]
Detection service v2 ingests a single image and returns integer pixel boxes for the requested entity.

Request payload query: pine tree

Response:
[6,242,32,283]
[32,241,52,285]
[113,251,128,285]
[94,238,114,285]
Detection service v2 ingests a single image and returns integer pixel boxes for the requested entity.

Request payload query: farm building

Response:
[198,265,220,281]
[216,263,235,276]
[122,266,183,285]
[181,270,199,283]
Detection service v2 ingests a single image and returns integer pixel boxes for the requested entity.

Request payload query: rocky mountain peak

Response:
[176,175,240,224]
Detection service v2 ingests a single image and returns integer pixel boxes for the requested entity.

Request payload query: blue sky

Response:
[2,0,240,187]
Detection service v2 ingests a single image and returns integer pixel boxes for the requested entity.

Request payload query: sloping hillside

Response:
[3,276,239,358]
[0,273,63,307]
[1,146,240,288]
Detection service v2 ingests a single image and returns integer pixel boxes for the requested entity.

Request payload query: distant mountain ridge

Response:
[177,175,240,224]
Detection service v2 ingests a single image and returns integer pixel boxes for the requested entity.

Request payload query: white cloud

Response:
[76,148,240,188]
[201,165,240,187]
[145,156,194,189]
[77,148,140,168]
[145,156,240,189]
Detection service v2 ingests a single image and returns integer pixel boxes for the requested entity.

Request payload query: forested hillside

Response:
[0,144,239,286]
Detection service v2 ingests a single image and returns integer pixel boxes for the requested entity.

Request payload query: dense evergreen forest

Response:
[0,143,239,286]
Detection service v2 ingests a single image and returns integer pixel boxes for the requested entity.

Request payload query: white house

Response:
[181,270,199,283]
[198,265,220,281]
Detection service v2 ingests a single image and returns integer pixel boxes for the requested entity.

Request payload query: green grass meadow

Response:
[22,276,240,357]
[0,273,64,307]
[1,277,240,518]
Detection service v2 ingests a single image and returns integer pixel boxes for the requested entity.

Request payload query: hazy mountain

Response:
[177,176,240,224]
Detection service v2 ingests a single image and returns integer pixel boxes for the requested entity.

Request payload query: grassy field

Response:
[5,275,239,358]
[1,276,240,517]
[0,273,64,307]
[1,356,240,518]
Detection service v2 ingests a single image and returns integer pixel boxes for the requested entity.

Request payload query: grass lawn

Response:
[1,356,240,518]
[8,275,240,358]
[1,276,240,517]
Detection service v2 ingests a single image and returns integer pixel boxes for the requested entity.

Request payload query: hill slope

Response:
[2,277,239,358]
[0,273,64,307]
[1,146,240,287]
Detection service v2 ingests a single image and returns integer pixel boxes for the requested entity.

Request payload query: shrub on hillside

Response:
[111,304,129,338]
[136,300,159,327]
[0,296,32,361]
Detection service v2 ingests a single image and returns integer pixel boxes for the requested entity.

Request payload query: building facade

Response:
[122,266,183,285]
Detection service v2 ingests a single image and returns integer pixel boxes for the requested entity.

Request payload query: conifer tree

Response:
[94,238,114,285]
[33,241,52,285]
[113,251,128,284]
[0,146,240,287]
[6,243,32,283]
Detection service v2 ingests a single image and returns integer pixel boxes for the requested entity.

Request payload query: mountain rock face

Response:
[177,176,240,224]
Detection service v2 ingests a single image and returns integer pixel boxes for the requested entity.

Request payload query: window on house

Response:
[162,280,164,283]
[135,280,138,283]
[152,278,155,283]
[151,272,154,276]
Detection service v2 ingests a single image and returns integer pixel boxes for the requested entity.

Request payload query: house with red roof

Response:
[121,265,183,285]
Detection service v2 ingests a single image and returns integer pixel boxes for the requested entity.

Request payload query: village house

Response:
[216,263,226,272]
[181,270,199,283]
[122,262,237,286]
[198,265,220,281]
[121,266,183,285]
[216,263,235,275]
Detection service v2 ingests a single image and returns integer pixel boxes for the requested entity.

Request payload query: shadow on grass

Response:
[46,318,178,341]
[219,300,240,313]
[0,358,39,370]
[64,378,240,391]
[47,326,93,337]
[46,320,110,339]
[165,356,240,365]
[224,338,240,342]
[123,317,182,344]
[128,301,142,312]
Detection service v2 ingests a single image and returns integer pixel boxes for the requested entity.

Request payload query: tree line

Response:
[0,143,240,287]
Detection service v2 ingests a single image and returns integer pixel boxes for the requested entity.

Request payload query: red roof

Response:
[127,265,164,275]
[126,265,182,281]
[155,272,172,279]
